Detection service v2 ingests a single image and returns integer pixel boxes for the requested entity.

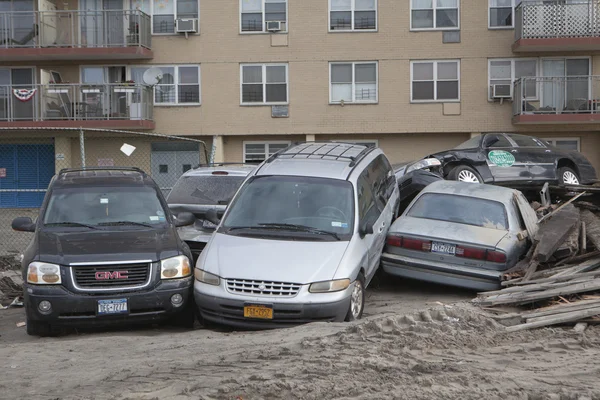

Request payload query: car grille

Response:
[226,279,301,297]
[72,263,150,289]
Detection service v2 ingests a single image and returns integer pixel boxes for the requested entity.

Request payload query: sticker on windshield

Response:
[331,222,348,228]
[488,150,515,167]
[156,210,164,216]
[149,216,159,221]
[100,198,109,204]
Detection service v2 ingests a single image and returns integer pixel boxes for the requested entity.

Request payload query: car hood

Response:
[201,233,351,284]
[37,228,181,265]
[390,216,509,249]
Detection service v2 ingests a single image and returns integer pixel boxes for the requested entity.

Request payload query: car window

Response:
[363,155,392,211]
[453,136,481,149]
[407,193,508,230]
[487,134,513,148]
[357,175,380,224]
[43,186,168,226]
[508,134,543,148]
[167,175,246,205]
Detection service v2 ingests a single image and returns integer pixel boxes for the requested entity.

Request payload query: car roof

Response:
[54,168,153,187]
[256,142,377,180]
[182,164,256,177]
[420,180,518,204]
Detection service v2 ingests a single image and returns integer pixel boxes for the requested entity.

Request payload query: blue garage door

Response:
[0,144,55,208]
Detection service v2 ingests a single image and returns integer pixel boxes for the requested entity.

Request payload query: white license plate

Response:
[431,242,456,255]
[97,299,128,315]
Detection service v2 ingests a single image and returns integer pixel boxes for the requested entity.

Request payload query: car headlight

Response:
[27,262,61,285]
[160,255,191,279]
[309,278,350,293]
[194,269,221,286]
[406,158,442,174]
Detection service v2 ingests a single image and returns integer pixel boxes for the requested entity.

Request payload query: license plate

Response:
[431,242,456,255]
[243,304,273,319]
[97,299,128,315]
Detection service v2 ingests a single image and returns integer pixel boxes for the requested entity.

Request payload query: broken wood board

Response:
[535,204,581,263]
[479,276,593,297]
[505,306,600,332]
[556,250,600,268]
[522,299,600,320]
[553,219,580,260]
[581,210,600,251]
[538,192,586,224]
[548,256,600,278]
[503,269,600,288]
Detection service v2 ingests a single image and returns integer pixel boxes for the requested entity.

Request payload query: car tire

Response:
[449,165,483,184]
[26,318,59,337]
[558,167,580,186]
[345,273,365,322]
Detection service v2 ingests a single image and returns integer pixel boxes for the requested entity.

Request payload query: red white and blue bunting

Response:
[13,88,36,102]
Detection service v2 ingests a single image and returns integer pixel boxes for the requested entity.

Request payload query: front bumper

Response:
[25,277,193,327]
[381,252,503,291]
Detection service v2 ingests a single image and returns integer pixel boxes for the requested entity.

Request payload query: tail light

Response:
[486,250,507,263]
[456,245,506,263]
[386,235,431,252]
[386,235,402,247]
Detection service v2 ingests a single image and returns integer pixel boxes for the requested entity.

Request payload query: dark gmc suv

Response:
[12,167,197,336]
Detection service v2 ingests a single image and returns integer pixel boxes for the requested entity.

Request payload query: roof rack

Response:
[59,167,146,175]
[264,141,374,167]
[192,162,254,169]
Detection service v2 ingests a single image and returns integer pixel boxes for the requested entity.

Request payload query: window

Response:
[411,0,459,30]
[130,65,201,105]
[411,60,460,102]
[357,174,380,223]
[542,138,580,152]
[329,0,377,31]
[330,62,378,104]
[489,0,521,29]
[241,64,288,105]
[508,134,543,148]
[486,134,513,148]
[131,0,199,34]
[243,141,291,163]
[488,58,537,100]
[240,0,287,33]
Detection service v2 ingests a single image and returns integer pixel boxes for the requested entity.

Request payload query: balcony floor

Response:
[0,119,155,130]
[0,46,153,62]
[513,113,600,125]
[513,37,600,53]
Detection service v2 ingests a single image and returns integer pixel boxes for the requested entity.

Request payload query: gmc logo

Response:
[95,271,129,280]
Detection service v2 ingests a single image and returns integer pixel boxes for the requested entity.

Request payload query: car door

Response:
[484,133,531,182]
[507,134,556,181]
[356,172,383,283]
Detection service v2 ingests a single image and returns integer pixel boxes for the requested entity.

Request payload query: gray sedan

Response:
[381,180,538,291]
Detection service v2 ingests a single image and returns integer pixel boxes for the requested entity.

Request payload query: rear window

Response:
[407,193,508,230]
[453,136,481,150]
[167,175,246,205]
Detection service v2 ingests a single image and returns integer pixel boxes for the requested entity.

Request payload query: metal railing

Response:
[0,83,154,122]
[0,9,151,49]
[515,0,600,40]
[513,75,600,116]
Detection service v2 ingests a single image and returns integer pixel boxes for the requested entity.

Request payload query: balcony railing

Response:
[513,76,600,117]
[0,9,151,49]
[0,83,153,123]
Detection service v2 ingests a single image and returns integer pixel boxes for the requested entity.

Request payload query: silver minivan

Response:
[193,142,400,328]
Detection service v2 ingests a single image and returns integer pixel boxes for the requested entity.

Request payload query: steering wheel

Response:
[316,206,347,221]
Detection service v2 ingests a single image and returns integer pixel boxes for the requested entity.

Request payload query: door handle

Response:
[545,150,551,153]
[378,226,384,233]
[511,150,518,153]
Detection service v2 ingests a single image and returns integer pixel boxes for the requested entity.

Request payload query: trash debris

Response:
[0,296,24,310]
[16,322,26,327]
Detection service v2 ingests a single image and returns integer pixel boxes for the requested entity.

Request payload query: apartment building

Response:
[0,0,599,208]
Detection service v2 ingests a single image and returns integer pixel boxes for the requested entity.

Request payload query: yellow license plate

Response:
[244,304,273,319]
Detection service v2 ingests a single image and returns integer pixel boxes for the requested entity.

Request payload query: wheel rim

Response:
[457,170,480,183]
[350,281,363,319]
[563,171,579,185]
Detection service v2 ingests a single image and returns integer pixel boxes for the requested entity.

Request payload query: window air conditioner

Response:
[266,21,282,32]
[176,18,199,33]
[491,84,512,99]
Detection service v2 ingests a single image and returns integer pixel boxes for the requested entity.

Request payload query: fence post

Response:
[79,128,86,167]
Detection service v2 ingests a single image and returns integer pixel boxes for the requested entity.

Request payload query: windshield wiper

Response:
[97,221,154,228]
[44,222,100,230]
[258,223,340,240]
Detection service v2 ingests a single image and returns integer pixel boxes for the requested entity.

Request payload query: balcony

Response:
[0,83,154,129]
[513,0,600,52]
[0,10,152,61]
[512,76,600,124]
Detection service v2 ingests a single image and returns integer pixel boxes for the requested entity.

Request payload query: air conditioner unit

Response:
[175,18,198,33]
[266,21,282,32]
[492,84,512,99]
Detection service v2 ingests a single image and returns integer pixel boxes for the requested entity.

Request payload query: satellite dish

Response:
[142,67,163,86]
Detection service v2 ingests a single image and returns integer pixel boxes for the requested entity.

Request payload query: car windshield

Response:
[221,175,355,240]
[43,186,168,227]
[453,136,481,150]
[407,193,508,230]
[167,175,246,205]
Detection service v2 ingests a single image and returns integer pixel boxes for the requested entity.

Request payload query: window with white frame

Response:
[330,62,378,104]
[411,60,460,102]
[130,65,200,105]
[489,0,521,28]
[244,141,291,163]
[241,64,288,105]
[131,0,199,34]
[411,0,459,30]
[488,59,537,100]
[329,0,377,31]
[542,138,580,152]
[240,0,287,33]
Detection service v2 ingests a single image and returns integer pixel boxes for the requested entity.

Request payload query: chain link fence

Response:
[0,128,209,257]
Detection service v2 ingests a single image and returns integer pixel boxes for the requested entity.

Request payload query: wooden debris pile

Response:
[475,185,600,332]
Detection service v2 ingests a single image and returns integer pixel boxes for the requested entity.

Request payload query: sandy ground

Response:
[1,276,599,400]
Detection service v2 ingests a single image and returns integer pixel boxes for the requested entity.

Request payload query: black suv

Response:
[12,167,197,336]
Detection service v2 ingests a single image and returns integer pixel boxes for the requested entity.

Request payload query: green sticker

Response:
[488,150,515,167]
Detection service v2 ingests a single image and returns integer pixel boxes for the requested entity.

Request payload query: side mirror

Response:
[174,212,195,227]
[205,209,221,226]
[359,218,375,237]
[12,217,35,232]
[483,135,500,148]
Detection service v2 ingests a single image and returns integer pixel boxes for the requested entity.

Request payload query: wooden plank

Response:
[538,192,587,224]
[535,204,581,263]
[478,277,592,297]
[581,222,587,254]
[505,307,600,332]
[525,302,600,323]
[523,298,600,318]
[554,219,580,260]
[556,250,600,268]
[582,210,600,251]
[501,269,600,288]
[548,256,600,278]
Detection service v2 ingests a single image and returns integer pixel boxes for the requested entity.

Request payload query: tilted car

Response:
[194,142,400,328]
[393,159,444,213]
[12,167,197,336]
[381,180,538,291]
[422,133,597,186]
[166,164,256,263]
